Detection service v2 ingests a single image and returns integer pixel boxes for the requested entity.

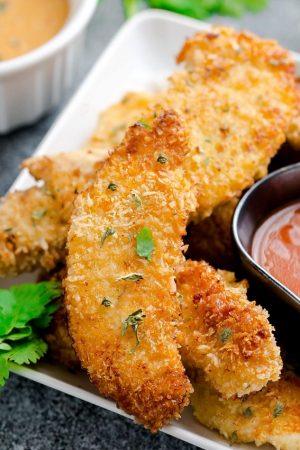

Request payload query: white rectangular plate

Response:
[3,9,299,450]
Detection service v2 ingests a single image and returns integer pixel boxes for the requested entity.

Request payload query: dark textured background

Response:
[0,1,299,449]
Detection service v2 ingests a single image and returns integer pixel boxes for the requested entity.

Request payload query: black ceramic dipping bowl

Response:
[232,163,300,313]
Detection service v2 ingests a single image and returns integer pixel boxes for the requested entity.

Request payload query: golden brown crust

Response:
[191,370,300,449]
[0,93,151,277]
[177,260,282,398]
[65,111,199,431]
[0,187,67,277]
[1,28,300,277]
[163,27,300,219]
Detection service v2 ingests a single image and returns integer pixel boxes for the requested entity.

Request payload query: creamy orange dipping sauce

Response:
[252,201,300,297]
[0,0,69,61]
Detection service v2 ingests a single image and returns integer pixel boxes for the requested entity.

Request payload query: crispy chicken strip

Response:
[0,93,151,277]
[152,27,300,220]
[65,111,199,431]
[177,260,281,398]
[44,259,282,399]
[2,28,300,277]
[191,370,300,450]
[0,187,68,277]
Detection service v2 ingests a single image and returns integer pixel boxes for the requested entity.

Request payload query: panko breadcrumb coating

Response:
[65,111,198,431]
[177,260,282,398]
[191,370,300,450]
[0,187,68,277]
[0,93,150,278]
[154,27,300,220]
[1,27,300,276]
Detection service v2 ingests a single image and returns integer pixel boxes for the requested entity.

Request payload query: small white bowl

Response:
[0,0,97,134]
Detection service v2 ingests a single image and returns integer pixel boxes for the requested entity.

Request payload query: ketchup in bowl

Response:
[252,201,300,298]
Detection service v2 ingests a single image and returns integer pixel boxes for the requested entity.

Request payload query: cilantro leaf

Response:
[2,326,32,341]
[0,281,61,335]
[125,0,269,20]
[0,281,62,387]
[123,0,142,17]
[5,338,47,365]
[0,356,9,387]
[33,302,60,329]
[136,227,154,261]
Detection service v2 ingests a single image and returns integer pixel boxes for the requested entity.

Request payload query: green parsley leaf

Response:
[123,0,142,17]
[125,0,269,20]
[0,343,12,351]
[108,182,118,191]
[0,281,61,387]
[136,227,154,261]
[131,192,142,208]
[0,282,61,335]
[5,338,47,365]
[122,309,146,353]
[3,326,32,341]
[136,119,151,129]
[243,407,253,418]
[117,273,143,282]
[101,297,112,307]
[157,154,168,164]
[273,401,284,418]
[0,2,8,14]
[33,302,60,329]
[100,227,115,247]
[230,431,239,443]
[219,327,232,343]
[0,356,9,386]
[32,209,47,220]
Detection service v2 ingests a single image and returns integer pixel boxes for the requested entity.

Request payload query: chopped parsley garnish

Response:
[243,407,253,418]
[32,209,47,220]
[157,154,167,164]
[230,431,238,443]
[0,2,7,13]
[219,327,232,343]
[131,192,142,208]
[4,228,13,234]
[117,273,143,282]
[100,227,115,247]
[108,182,117,191]
[136,227,154,261]
[122,309,146,353]
[0,281,61,386]
[101,297,112,307]
[273,401,284,418]
[136,119,151,129]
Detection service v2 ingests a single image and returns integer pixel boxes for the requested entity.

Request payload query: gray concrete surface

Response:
[0,0,299,449]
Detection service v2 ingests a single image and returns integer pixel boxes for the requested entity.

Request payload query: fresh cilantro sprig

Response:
[123,0,269,19]
[0,281,61,386]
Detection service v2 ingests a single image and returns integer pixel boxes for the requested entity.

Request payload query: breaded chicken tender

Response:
[0,187,68,276]
[153,27,300,220]
[1,28,300,277]
[65,111,199,431]
[191,370,300,450]
[89,91,154,149]
[22,146,112,224]
[0,93,150,278]
[177,260,281,398]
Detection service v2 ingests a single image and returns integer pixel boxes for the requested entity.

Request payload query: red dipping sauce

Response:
[252,201,300,298]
